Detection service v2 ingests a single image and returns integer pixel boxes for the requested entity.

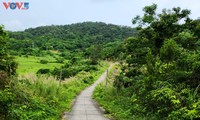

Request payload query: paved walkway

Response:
[65,69,110,120]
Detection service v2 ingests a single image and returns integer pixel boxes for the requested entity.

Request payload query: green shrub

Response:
[40,60,48,64]
[0,88,15,120]
[0,71,10,90]
[37,69,50,74]
[56,58,64,63]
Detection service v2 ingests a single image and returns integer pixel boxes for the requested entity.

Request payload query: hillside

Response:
[8,22,137,58]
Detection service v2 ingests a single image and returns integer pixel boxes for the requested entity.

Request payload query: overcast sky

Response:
[1,0,200,31]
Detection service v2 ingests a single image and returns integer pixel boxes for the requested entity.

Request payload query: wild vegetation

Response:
[94,4,200,120]
[8,22,136,59]
[1,4,200,120]
[0,22,135,119]
[8,22,137,78]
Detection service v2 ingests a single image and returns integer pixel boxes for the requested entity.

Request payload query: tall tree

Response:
[112,4,200,119]
[0,26,17,89]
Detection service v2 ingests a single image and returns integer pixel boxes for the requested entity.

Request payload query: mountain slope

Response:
[8,22,137,56]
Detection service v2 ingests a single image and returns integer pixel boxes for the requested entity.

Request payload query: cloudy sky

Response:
[0,0,200,31]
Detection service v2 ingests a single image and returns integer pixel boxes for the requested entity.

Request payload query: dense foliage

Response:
[0,26,18,119]
[94,4,200,120]
[8,22,137,59]
[0,26,17,76]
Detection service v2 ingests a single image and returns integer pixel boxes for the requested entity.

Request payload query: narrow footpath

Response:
[65,68,110,120]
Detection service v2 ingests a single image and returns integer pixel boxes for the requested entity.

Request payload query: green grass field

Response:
[15,55,66,75]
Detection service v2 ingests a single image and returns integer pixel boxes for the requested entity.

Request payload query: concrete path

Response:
[66,69,110,120]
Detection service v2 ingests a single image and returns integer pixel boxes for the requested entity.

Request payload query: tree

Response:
[133,4,191,53]
[88,44,102,65]
[112,4,200,119]
[160,39,180,63]
[0,26,17,89]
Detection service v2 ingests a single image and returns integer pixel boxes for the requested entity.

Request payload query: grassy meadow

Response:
[15,55,66,75]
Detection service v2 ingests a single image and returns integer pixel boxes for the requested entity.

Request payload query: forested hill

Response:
[24,22,135,41]
[8,22,137,56]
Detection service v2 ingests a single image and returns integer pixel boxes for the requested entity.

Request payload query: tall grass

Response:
[18,74,60,98]
[8,61,109,120]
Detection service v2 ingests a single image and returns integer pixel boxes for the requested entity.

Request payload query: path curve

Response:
[66,68,110,120]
